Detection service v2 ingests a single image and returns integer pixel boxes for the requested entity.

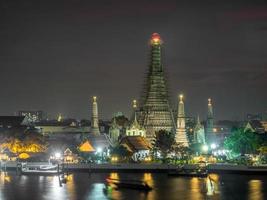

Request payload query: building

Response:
[126,115,146,137]
[18,110,44,123]
[126,100,146,137]
[137,33,175,143]
[175,94,189,147]
[120,136,151,161]
[245,120,265,134]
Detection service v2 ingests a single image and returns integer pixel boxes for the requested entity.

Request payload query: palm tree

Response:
[224,127,261,156]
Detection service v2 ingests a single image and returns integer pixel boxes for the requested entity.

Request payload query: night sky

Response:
[1,0,267,121]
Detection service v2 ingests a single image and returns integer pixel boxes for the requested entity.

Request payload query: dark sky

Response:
[1,0,267,121]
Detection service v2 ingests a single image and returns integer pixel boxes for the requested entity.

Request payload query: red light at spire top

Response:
[151,33,162,45]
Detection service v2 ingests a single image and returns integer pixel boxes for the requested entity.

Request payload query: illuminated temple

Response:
[137,33,175,142]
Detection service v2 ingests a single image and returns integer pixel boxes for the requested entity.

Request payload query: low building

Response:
[18,110,44,124]
[120,136,151,161]
[245,120,265,134]
[126,114,146,137]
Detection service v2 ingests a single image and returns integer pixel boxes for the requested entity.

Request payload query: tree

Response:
[173,142,191,163]
[224,127,261,156]
[110,144,132,161]
[152,130,175,162]
[0,128,47,153]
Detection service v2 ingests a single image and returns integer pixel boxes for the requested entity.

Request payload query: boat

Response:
[106,178,152,191]
[19,162,63,175]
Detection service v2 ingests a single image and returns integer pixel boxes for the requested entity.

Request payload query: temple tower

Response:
[137,33,175,142]
[194,116,206,144]
[91,96,100,135]
[206,98,214,142]
[175,94,189,147]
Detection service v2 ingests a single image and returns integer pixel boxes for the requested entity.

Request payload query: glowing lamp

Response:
[55,152,61,159]
[202,145,209,152]
[151,33,161,44]
[210,143,216,149]
[97,147,102,153]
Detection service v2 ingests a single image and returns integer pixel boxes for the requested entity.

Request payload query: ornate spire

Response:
[176,94,189,147]
[197,115,201,125]
[132,99,140,129]
[194,115,206,144]
[208,98,213,118]
[57,113,62,122]
[91,96,100,135]
[206,98,214,138]
[133,99,137,110]
[178,94,185,118]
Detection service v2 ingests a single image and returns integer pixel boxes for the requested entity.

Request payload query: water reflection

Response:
[65,174,77,200]
[0,172,265,200]
[189,177,204,200]
[110,172,119,180]
[47,176,66,199]
[0,172,11,183]
[248,180,263,200]
[142,173,154,186]
[87,183,108,200]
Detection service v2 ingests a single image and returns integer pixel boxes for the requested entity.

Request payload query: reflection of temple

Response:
[137,33,175,142]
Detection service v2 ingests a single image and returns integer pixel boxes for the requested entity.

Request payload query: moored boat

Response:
[19,162,63,175]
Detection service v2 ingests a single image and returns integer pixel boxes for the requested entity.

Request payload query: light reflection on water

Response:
[0,171,265,200]
[248,180,263,200]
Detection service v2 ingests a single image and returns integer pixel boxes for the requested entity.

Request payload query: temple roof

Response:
[79,140,95,152]
[120,136,151,152]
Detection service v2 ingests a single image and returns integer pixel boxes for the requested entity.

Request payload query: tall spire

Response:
[194,115,206,144]
[197,115,201,125]
[132,99,138,124]
[208,98,213,119]
[137,33,175,142]
[91,96,100,135]
[175,94,189,147]
[206,98,214,140]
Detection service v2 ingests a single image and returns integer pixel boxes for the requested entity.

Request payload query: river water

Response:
[0,171,266,200]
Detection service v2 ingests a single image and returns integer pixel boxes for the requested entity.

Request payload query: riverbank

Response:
[1,161,267,174]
